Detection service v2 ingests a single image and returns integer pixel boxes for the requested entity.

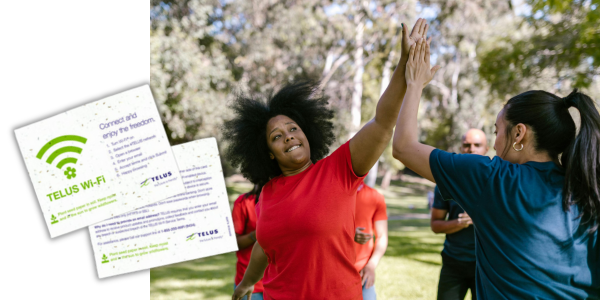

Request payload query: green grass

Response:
[150,178,454,300]
[376,219,444,299]
[376,178,433,217]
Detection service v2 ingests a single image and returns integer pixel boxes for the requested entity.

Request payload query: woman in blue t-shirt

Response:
[393,38,599,299]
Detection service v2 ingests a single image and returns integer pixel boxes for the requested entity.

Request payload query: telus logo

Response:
[185,229,219,241]
[140,171,173,187]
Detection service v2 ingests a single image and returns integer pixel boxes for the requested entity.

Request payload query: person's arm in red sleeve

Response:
[232,242,268,300]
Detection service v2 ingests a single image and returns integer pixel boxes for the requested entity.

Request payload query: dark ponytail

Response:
[560,89,600,233]
[504,89,600,233]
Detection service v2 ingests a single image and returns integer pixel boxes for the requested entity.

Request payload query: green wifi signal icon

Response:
[36,135,87,180]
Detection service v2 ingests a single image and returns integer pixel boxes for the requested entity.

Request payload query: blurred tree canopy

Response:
[479,0,599,97]
[150,0,600,182]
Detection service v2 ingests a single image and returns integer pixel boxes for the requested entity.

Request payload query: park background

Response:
[149,0,599,299]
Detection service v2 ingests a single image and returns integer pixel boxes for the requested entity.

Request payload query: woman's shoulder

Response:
[234,193,256,205]
[233,193,247,205]
[431,149,506,171]
[315,140,351,167]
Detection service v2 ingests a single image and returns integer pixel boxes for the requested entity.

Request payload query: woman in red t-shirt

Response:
[225,19,432,300]
[232,184,264,299]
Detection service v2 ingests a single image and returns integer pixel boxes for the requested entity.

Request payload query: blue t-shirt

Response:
[432,186,475,262]
[430,149,599,300]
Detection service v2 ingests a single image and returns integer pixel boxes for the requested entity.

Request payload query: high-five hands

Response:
[405,37,440,87]
[402,18,429,59]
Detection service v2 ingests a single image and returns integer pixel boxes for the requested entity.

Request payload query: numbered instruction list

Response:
[90,137,238,278]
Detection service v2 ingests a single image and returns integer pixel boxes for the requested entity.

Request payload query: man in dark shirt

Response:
[431,128,488,300]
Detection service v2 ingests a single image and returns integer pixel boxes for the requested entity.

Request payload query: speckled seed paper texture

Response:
[89,138,237,278]
[15,85,186,238]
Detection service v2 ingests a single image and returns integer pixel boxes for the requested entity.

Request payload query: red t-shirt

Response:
[232,193,264,293]
[354,184,387,271]
[255,141,365,300]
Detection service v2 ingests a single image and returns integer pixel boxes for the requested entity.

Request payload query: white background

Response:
[2,1,149,298]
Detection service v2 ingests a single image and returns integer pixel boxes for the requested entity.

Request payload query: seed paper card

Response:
[89,137,237,278]
[15,85,186,238]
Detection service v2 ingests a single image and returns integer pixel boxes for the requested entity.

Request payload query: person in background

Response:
[232,184,264,300]
[431,128,489,300]
[427,190,434,210]
[354,183,388,300]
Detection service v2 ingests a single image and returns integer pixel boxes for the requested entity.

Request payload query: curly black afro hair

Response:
[222,81,335,186]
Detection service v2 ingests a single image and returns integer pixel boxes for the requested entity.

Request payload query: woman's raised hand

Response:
[401,18,429,59]
[405,38,440,88]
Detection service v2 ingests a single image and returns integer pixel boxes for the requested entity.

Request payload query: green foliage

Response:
[150,0,598,177]
[151,0,233,145]
[151,0,416,174]
[479,0,600,98]
[414,0,512,151]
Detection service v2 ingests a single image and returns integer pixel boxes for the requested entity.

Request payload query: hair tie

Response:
[563,89,579,108]
[563,97,572,108]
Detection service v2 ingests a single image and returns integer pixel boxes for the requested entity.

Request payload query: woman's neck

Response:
[281,160,313,177]
[516,149,554,164]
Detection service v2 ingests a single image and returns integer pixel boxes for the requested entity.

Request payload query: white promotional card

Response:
[89,137,238,278]
[15,85,186,238]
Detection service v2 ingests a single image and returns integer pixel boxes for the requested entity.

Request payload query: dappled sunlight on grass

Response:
[385,196,430,215]
[377,256,441,299]
[375,178,433,217]
[153,278,228,289]
[375,219,444,299]
[151,253,236,300]
[385,219,444,266]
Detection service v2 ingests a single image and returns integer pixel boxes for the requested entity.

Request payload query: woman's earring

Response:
[512,142,524,152]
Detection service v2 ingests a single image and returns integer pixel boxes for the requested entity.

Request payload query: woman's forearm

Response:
[393,83,422,152]
[391,38,437,181]
[348,20,430,176]
[348,59,409,176]
[238,242,269,287]
[392,83,435,181]
[374,58,409,130]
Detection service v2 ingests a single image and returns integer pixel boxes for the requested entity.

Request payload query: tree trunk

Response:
[349,7,364,139]
[366,25,400,187]
[381,169,393,190]
[450,52,461,109]
[365,160,378,187]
